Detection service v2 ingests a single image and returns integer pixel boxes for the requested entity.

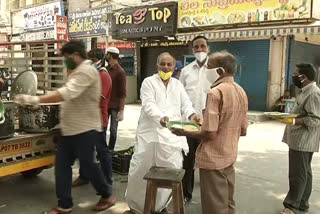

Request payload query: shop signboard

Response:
[68,5,113,37]
[177,0,317,29]
[54,15,68,51]
[21,29,55,41]
[97,42,136,49]
[140,41,188,47]
[0,11,10,27]
[111,2,177,39]
[313,0,320,19]
[22,1,64,31]
[0,34,8,65]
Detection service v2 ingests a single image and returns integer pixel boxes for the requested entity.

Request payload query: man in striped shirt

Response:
[280,63,320,214]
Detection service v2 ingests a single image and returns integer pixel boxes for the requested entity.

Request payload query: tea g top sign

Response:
[111,2,177,39]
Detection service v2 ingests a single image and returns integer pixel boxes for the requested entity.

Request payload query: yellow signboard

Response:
[177,0,313,28]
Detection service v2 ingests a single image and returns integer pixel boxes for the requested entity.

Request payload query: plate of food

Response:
[167,121,200,132]
[264,112,298,119]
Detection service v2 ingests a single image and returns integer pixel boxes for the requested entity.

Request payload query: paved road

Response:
[0,104,319,214]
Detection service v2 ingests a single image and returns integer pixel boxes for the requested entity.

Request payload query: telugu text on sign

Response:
[68,5,112,37]
[178,0,314,28]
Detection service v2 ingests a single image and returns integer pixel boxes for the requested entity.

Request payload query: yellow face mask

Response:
[158,70,173,81]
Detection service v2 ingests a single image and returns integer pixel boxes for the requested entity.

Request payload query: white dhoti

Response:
[125,140,183,213]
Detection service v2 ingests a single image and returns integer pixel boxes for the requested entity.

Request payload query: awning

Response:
[176,22,320,41]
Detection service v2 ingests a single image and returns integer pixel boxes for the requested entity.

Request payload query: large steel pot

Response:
[0,100,15,139]
[19,103,60,133]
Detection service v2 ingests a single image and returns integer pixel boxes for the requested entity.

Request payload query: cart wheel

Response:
[21,168,43,178]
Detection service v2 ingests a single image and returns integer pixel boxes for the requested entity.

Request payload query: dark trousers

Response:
[108,108,119,151]
[283,149,314,214]
[79,127,113,188]
[55,130,111,209]
[182,137,200,199]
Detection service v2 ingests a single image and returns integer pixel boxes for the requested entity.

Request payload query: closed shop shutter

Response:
[210,40,270,111]
[286,40,320,92]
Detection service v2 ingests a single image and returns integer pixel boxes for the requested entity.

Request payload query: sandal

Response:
[72,177,89,187]
[93,195,116,211]
[280,208,296,214]
[43,207,72,214]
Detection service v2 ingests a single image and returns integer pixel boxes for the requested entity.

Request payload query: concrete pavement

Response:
[0,104,319,214]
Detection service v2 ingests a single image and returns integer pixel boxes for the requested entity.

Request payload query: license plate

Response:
[0,141,33,155]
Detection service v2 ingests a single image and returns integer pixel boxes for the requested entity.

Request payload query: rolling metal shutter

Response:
[210,40,270,111]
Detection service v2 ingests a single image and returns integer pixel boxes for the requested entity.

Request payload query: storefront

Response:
[96,41,138,103]
[111,2,185,98]
[176,0,320,111]
[68,4,140,103]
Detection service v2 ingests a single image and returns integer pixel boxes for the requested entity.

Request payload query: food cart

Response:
[0,40,66,177]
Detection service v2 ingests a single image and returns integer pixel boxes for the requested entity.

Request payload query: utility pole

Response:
[103,13,110,52]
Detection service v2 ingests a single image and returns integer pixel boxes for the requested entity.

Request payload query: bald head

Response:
[208,51,237,75]
[157,52,175,66]
[157,52,176,72]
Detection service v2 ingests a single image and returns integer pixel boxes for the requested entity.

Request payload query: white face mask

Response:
[207,67,225,82]
[206,68,220,83]
[194,52,207,63]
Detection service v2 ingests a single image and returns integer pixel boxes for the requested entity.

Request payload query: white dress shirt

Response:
[179,59,219,117]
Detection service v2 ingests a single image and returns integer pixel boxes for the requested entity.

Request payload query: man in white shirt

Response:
[125,52,199,213]
[15,41,115,214]
[179,36,219,202]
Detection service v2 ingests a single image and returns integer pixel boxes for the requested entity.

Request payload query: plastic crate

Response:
[111,146,134,175]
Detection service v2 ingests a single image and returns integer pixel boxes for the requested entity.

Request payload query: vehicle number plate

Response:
[0,141,33,155]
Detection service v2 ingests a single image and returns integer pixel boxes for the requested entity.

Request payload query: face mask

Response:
[158,70,173,81]
[65,57,76,70]
[206,68,220,83]
[210,67,225,77]
[105,54,110,63]
[292,75,303,88]
[194,52,207,63]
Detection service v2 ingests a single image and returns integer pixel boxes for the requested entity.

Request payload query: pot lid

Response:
[10,70,37,100]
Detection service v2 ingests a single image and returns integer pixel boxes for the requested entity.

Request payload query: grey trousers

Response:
[199,165,235,214]
[284,149,314,214]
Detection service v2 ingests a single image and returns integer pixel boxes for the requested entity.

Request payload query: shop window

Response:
[119,55,134,76]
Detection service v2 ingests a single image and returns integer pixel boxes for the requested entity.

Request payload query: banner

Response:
[54,15,68,52]
[20,29,55,41]
[22,1,64,31]
[97,42,136,49]
[68,5,112,37]
[0,34,8,65]
[140,41,188,47]
[111,2,177,38]
[178,0,313,28]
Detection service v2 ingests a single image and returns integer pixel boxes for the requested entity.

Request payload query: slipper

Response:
[72,177,89,187]
[280,208,296,214]
[43,207,72,214]
[93,195,116,211]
